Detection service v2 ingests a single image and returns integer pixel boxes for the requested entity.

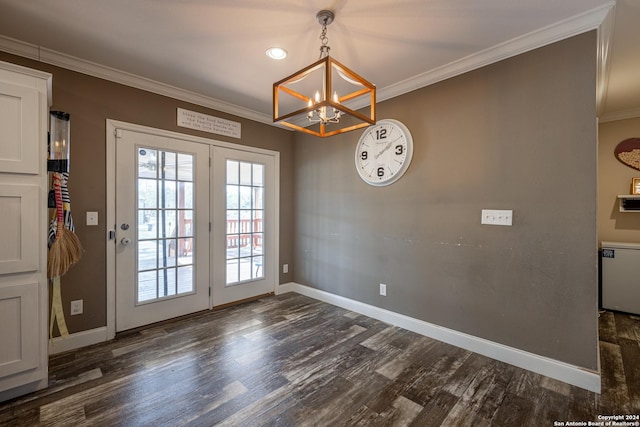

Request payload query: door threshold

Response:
[213,292,274,310]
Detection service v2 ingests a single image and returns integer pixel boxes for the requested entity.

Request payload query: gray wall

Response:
[0,51,295,335]
[293,32,599,370]
[0,31,599,369]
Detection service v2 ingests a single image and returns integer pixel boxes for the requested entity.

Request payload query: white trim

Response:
[0,59,52,102]
[276,282,296,295]
[0,3,614,127]
[0,36,39,61]
[48,327,108,355]
[107,120,279,155]
[273,156,281,298]
[39,48,271,125]
[106,123,117,340]
[284,282,601,393]
[375,2,614,107]
[596,3,615,116]
[0,35,271,125]
[106,119,280,337]
[601,241,640,250]
[599,107,640,123]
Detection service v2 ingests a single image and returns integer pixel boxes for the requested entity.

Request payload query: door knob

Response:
[121,237,132,245]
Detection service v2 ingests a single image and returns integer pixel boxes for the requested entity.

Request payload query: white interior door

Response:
[211,147,276,306]
[115,130,210,332]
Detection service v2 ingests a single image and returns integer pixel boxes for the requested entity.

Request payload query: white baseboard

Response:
[276,282,296,295]
[282,282,601,393]
[47,284,297,355]
[45,285,601,393]
[48,327,109,355]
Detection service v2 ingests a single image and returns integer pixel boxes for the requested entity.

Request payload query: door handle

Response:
[121,237,132,246]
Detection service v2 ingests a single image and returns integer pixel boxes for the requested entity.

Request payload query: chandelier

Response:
[273,10,376,138]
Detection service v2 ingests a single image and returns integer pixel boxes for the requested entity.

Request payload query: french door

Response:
[115,130,210,332]
[211,147,276,306]
[111,124,277,333]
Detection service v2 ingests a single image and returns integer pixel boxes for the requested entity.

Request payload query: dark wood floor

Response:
[1,293,638,426]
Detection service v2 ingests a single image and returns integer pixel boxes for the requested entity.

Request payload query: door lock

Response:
[120,237,132,246]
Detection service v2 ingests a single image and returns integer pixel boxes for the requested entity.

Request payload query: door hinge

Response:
[209,222,211,232]
[115,128,123,139]
[209,157,212,167]
[209,287,211,297]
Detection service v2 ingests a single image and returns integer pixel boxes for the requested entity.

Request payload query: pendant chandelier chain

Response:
[318,13,332,59]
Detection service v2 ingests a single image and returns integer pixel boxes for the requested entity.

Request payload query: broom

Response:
[47,172,82,278]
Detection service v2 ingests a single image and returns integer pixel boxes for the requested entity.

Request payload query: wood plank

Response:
[614,312,640,341]
[0,296,638,425]
[567,386,598,422]
[490,392,533,426]
[598,311,618,344]
[598,340,631,413]
[618,337,640,411]
[440,360,513,426]
[409,390,459,427]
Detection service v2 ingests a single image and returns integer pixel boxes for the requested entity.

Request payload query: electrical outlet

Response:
[380,283,387,296]
[70,299,83,315]
[481,209,513,226]
[283,264,289,274]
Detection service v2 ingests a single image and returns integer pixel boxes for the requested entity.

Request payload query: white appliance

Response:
[601,241,640,315]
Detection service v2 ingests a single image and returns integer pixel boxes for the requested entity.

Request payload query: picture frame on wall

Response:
[632,177,640,195]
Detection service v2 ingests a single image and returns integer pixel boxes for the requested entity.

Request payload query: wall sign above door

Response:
[177,108,241,139]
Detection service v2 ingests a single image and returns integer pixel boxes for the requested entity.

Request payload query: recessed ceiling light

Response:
[266,47,287,60]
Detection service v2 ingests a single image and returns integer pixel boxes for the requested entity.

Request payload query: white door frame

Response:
[106,120,280,340]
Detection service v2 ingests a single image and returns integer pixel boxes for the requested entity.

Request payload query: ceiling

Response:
[0,0,637,125]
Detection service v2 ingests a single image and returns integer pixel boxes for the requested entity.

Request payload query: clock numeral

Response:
[361,151,368,160]
[376,129,387,140]
[377,167,385,177]
[395,145,404,155]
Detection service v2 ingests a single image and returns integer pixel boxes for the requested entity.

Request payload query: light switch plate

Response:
[86,211,98,226]
[70,299,83,315]
[481,209,513,226]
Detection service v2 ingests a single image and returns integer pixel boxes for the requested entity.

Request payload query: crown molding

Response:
[0,34,273,125]
[0,2,615,126]
[0,34,39,59]
[376,1,615,105]
[599,107,640,123]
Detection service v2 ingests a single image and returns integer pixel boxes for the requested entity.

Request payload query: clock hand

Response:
[375,136,401,159]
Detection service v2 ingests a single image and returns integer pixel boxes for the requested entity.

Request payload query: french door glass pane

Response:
[138,149,157,179]
[138,179,156,208]
[136,147,195,304]
[226,159,265,285]
[164,152,177,179]
[178,154,193,181]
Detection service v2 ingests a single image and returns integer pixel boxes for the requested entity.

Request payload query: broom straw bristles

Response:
[47,228,82,278]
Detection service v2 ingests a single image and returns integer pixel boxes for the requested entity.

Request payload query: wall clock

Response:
[355,119,413,186]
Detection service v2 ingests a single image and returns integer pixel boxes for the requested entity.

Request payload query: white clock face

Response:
[355,119,413,186]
